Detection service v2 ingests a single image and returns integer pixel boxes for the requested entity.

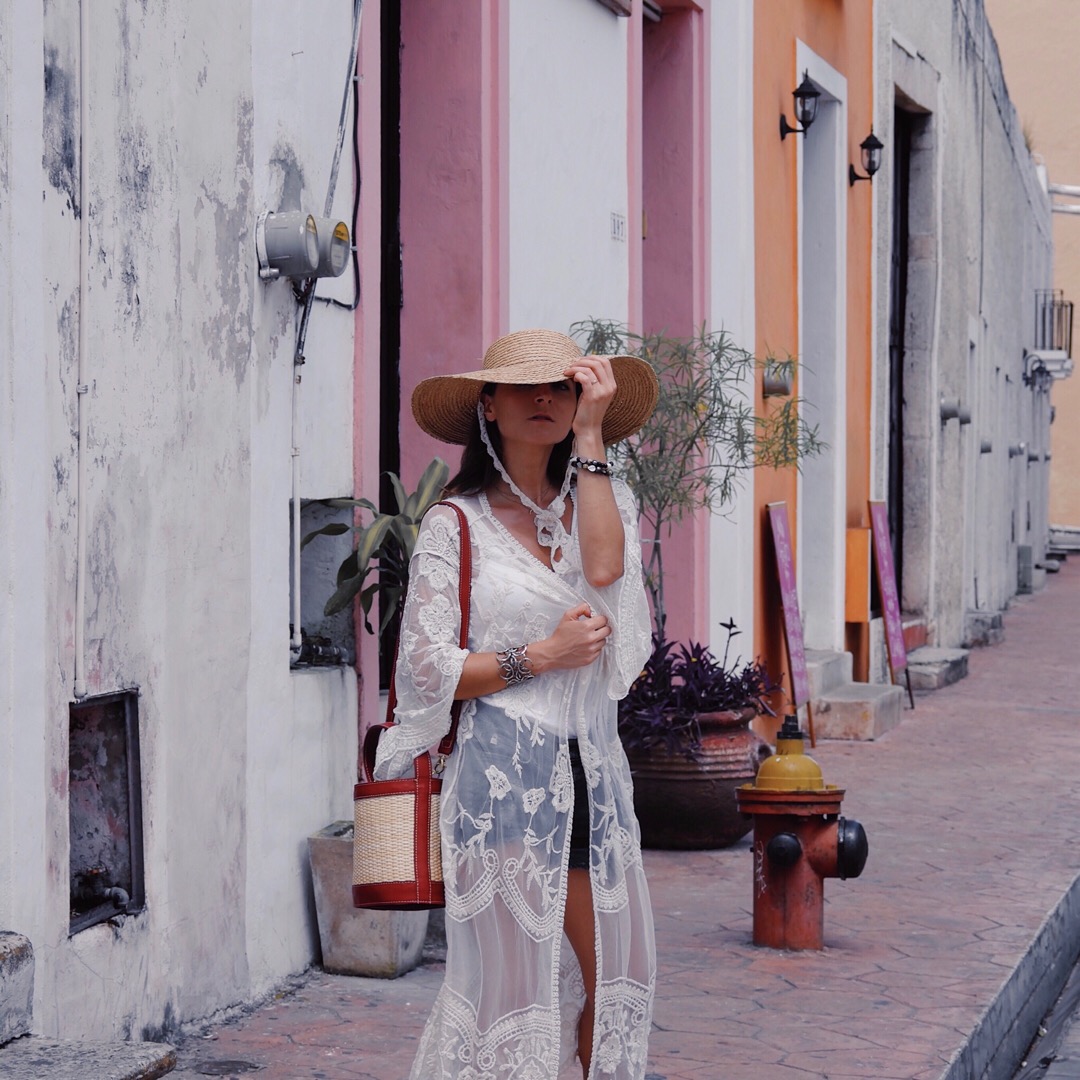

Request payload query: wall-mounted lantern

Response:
[256,211,351,282]
[763,359,795,398]
[780,72,821,141]
[849,130,884,186]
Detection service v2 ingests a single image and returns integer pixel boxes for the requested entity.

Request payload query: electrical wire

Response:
[309,67,361,312]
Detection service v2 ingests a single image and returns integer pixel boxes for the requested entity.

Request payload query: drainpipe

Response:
[289,0,364,658]
[74,0,91,699]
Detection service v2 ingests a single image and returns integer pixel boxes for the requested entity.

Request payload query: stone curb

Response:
[942,872,1080,1080]
[0,1036,176,1080]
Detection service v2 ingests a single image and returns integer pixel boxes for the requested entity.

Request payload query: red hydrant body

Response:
[735,716,868,950]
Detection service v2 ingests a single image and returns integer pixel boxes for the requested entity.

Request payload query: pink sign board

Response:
[766,503,810,707]
[868,501,908,676]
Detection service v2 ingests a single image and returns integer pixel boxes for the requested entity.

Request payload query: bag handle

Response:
[361,500,472,783]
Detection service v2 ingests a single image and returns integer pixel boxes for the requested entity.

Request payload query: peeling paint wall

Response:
[0,0,357,1040]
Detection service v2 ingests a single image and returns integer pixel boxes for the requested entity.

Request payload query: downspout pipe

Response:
[290,0,364,658]
[74,0,90,699]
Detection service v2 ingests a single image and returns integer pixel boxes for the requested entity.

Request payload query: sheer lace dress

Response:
[374,479,655,1079]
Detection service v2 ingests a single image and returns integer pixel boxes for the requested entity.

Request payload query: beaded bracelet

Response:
[496,644,535,687]
[570,456,612,477]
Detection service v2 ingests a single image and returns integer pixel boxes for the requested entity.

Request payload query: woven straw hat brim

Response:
[412,353,659,446]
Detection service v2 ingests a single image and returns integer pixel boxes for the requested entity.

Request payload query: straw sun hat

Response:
[411,329,659,446]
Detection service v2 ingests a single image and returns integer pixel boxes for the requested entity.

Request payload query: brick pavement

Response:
[168,559,1080,1080]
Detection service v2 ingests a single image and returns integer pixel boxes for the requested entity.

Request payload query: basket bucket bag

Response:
[352,501,471,910]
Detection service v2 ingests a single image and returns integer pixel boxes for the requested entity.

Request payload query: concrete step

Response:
[907,646,970,690]
[1049,524,1080,551]
[964,610,1005,648]
[812,681,904,741]
[804,649,852,700]
[0,933,33,1047]
[0,1036,175,1079]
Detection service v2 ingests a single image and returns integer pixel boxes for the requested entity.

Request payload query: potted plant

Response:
[302,458,449,978]
[570,320,823,848]
[618,622,780,848]
[571,320,822,640]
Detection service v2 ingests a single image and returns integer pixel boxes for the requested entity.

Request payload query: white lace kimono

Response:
[374,479,656,1079]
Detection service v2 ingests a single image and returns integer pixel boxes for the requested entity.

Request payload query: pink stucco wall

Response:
[641,2,710,646]
[643,7,705,338]
[355,2,383,734]
[397,0,506,488]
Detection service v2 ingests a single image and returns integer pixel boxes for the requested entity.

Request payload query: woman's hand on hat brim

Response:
[565,356,615,447]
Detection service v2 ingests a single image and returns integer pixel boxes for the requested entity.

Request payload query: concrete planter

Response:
[308,822,428,978]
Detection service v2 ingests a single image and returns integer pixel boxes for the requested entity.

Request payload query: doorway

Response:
[796,50,847,652]
[888,106,913,595]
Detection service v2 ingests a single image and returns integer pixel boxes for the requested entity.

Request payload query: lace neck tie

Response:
[478,403,573,568]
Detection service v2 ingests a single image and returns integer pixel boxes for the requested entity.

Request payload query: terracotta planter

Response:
[625,709,771,850]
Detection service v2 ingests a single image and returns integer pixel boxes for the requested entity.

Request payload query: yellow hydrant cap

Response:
[753,715,825,791]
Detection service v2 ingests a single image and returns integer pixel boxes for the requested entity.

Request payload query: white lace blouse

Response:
[374,479,656,1079]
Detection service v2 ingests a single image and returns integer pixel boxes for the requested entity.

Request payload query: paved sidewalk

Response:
[169,560,1080,1080]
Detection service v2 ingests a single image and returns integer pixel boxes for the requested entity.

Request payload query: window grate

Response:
[69,690,145,934]
[1034,289,1073,358]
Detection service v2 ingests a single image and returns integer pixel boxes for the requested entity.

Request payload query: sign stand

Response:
[868,501,915,708]
[766,503,815,745]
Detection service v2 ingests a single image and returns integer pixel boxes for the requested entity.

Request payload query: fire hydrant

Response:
[735,715,868,950]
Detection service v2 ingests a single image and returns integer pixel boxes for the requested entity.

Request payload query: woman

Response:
[375,328,659,1080]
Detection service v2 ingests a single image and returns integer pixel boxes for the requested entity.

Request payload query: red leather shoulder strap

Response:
[361,500,472,781]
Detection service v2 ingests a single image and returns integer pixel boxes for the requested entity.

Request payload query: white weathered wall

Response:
[706,0,757,647]
[872,0,1053,650]
[0,0,50,958]
[507,0,630,331]
[0,0,357,1040]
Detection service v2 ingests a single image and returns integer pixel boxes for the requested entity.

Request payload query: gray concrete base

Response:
[908,646,970,690]
[805,649,852,701]
[942,873,1080,1080]
[0,933,33,1046]
[1050,525,1080,551]
[964,610,1005,648]
[812,681,903,740]
[308,822,428,978]
[0,1037,175,1079]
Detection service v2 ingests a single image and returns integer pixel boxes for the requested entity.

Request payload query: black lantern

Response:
[849,129,884,186]
[779,72,821,140]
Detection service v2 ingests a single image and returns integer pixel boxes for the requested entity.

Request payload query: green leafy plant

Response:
[301,457,450,634]
[571,319,824,641]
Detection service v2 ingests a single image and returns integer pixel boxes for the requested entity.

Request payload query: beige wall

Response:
[987,0,1080,526]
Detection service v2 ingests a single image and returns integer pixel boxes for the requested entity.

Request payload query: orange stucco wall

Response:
[753,1,876,714]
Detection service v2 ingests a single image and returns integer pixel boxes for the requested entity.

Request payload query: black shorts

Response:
[567,739,590,870]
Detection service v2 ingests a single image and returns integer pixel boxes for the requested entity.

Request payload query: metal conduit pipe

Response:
[290,0,364,657]
[74,0,91,699]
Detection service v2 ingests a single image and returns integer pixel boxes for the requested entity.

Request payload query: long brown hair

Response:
[445,383,576,496]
